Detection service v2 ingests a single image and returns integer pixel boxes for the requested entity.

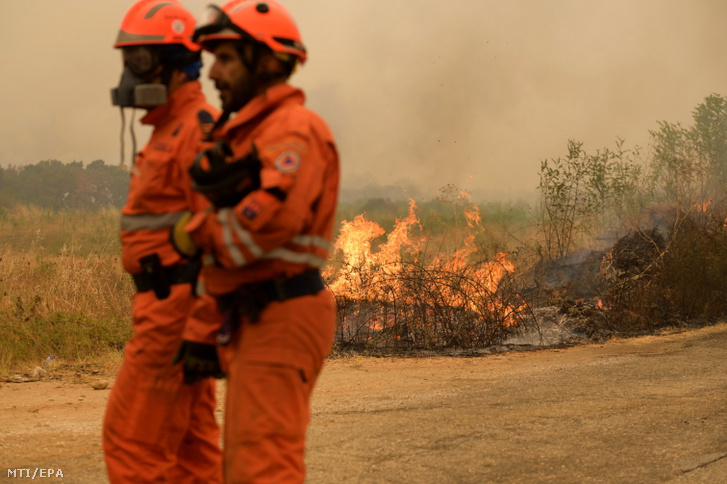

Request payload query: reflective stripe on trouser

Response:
[103,284,222,484]
[221,290,336,484]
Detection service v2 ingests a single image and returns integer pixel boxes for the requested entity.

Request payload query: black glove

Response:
[189,141,262,207]
[171,340,225,384]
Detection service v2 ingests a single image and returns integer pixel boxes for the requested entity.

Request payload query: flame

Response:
[326,198,519,334]
[594,296,610,310]
[332,215,384,269]
[326,199,419,299]
[694,198,712,213]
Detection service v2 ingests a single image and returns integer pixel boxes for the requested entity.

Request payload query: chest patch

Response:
[274,151,302,173]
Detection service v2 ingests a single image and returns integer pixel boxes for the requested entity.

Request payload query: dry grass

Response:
[0,202,535,372]
[0,206,132,376]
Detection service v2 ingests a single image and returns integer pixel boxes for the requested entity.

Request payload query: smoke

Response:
[293,0,727,201]
[1,1,727,202]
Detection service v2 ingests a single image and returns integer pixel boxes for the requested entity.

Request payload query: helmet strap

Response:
[206,108,232,142]
[235,41,287,91]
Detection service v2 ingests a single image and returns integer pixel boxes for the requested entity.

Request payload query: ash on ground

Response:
[504,303,610,348]
[509,228,670,348]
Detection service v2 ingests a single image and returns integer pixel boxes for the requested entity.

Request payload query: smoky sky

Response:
[2,0,727,202]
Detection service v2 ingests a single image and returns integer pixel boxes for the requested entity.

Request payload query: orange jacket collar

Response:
[141,81,205,127]
[220,84,305,137]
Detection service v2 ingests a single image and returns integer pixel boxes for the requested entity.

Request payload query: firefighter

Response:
[102,1,223,482]
[169,1,340,481]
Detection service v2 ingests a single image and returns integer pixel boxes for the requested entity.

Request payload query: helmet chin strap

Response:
[235,41,283,103]
[207,108,232,142]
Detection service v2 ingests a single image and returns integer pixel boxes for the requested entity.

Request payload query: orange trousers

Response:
[103,284,223,484]
[221,289,336,484]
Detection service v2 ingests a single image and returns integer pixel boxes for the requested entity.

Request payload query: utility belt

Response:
[132,253,201,300]
[216,270,325,345]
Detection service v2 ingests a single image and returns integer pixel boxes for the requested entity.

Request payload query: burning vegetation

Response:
[324,195,531,351]
[325,93,727,353]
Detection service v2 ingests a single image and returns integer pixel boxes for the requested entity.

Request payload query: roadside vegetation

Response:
[0,207,132,375]
[3,94,727,373]
[531,93,727,334]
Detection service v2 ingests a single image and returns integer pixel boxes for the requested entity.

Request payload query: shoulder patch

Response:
[274,151,302,173]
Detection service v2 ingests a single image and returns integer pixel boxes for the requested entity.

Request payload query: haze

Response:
[2,0,726,202]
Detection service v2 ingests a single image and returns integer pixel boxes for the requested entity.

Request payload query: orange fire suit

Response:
[184,83,339,483]
[103,80,223,484]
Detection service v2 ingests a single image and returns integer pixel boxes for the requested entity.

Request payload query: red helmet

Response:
[194,1,307,64]
[114,0,200,52]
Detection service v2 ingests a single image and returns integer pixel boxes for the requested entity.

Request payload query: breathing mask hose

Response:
[130,108,137,166]
[118,107,139,168]
[119,107,126,168]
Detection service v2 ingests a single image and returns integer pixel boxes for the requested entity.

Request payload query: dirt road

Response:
[1,323,726,483]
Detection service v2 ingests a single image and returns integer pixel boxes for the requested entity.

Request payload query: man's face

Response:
[209,41,253,113]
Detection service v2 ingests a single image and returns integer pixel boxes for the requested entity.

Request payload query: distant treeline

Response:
[0,160,128,211]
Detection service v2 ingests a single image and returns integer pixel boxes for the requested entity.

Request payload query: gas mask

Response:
[111,46,167,108]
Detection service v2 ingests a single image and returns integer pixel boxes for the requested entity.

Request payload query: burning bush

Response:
[530,201,727,338]
[600,209,727,330]
[528,94,727,337]
[325,197,532,351]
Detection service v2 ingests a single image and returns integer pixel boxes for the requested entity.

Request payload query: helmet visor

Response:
[193,4,251,43]
[121,46,160,77]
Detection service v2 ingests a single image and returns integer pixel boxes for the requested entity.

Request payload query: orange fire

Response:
[694,198,712,213]
[325,198,419,300]
[325,198,518,333]
[594,296,610,310]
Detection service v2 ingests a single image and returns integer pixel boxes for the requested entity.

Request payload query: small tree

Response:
[647,94,727,210]
[691,94,727,199]
[537,139,641,260]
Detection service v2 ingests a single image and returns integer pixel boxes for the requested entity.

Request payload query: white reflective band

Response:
[291,234,331,251]
[120,211,187,231]
[229,210,264,258]
[218,208,247,267]
[214,208,330,268]
[195,278,207,296]
[262,248,327,268]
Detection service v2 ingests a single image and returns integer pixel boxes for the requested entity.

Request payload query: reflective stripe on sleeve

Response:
[229,211,264,258]
[217,208,247,267]
[213,207,330,269]
[120,211,187,231]
[195,278,207,296]
[290,234,331,251]
[261,248,327,268]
